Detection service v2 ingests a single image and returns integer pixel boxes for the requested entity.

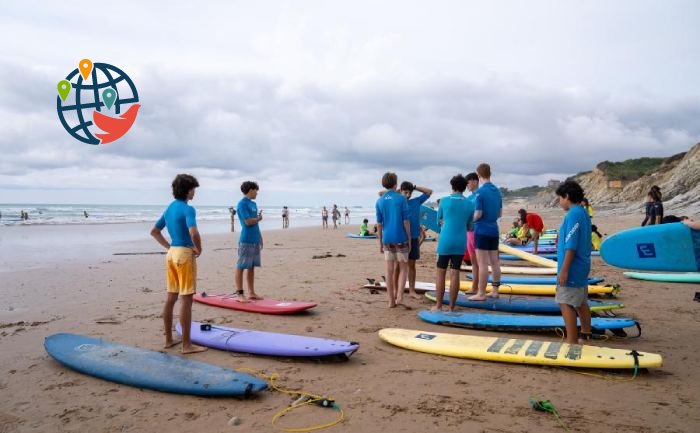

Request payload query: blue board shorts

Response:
[237,242,261,269]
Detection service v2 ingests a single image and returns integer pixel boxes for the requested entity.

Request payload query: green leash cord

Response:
[529,398,571,432]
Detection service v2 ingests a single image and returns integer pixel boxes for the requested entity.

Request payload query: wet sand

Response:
[1,209,698,432]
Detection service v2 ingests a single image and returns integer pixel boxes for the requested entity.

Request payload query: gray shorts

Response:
[237,242,261,269]
[555,285,587,307]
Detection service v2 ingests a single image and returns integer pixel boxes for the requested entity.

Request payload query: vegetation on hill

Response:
[595,157,666,181]
[501,185,549,198]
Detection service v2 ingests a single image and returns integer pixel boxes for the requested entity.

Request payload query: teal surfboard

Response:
[623,271,700,283]
[600,223,700,272]
[45,333,267,396]
[419,205,440,233]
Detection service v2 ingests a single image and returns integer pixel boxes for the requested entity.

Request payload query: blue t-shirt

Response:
[473,182,502,237]
[557,205,592,287]
[466,193,477,232]
[237,197,261,244]
[375,190,409,244]
[437,193,474,255]
[155,199,197,247]
[407,193,431,239]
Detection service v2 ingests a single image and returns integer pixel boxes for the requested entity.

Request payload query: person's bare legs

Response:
[486,250,501,298]
[407,259,420,298]
[385,259,397,308]
[576,302,592,342]
[432,267,447,311]
[465,254,479,294]
[163,292,180,348]
[396,261,408,305]
[468,249,490,301]
[559,303,579,344]
[246,268,261,299]
[180,294,207,354]
[448,267,460,311]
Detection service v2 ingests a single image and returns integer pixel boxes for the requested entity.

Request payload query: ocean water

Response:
[0,204,375,227]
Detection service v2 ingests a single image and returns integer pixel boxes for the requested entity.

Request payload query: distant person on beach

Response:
[360,218,371,236]
[344,206,350,224]
[376,172,410,308]
[332,204,341,228]
[641,186,663,226]
[518,209,545,254]
[282,206,289,229]
[582,197,594,218]
[321,206,329,229]
[236,181,263,301]
[228,207,236,232]
[463,172,480,294]
[504,218,529,246]
[468,163,502,301]
[555,180,592,344]
[432,174,473,311]
[591,224,603,251]
[83,210,89,218]
[150,173,206,354]
[399,181,433,299]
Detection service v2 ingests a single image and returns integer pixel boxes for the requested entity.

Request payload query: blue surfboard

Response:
[425,291,624,314]
[44,333,267,396]
[467,274,604,285]
[346,233,377,239]
[419,205,440,233]
[600,223,700,272]
[418,310,637,333]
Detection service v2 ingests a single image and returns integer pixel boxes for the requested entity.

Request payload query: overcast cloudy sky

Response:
[1,0,698,206]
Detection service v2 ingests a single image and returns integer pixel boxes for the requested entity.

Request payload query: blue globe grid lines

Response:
[56,63,140,145]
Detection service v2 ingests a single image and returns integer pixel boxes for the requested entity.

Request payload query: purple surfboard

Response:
[176,322,359,359]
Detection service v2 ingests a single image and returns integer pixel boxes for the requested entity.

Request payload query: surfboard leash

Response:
[237,367,345,432]
[529,397,571,432]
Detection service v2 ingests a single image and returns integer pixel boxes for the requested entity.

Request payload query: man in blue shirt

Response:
[236,181,264,301]
[151,174,206,354]
[399,181,433,298]
[469,163,503,301]
[432,174,474,311]
[376,172,410,308]
[555,180,592,344]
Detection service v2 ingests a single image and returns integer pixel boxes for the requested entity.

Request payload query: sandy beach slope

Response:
[1,208,698,432]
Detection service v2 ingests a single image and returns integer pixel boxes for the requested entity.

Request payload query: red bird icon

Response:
[92,104,140,144]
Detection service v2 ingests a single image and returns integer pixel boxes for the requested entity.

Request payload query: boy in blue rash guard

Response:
[376,172,411,308]
[469,163,503,301]
[555,180,592,344]
[399,181,433,299]
[236,181,264,301]
[432,174,474,311]
[150,174,207,354]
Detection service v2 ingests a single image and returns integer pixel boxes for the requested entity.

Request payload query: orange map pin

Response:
[79,59,93,81]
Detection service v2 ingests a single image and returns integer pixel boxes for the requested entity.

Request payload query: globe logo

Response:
[56,59,140,145]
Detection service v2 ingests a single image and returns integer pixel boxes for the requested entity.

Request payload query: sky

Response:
[0,0,698,206]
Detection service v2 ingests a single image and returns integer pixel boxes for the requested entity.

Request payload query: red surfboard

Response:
[194,293,317,315]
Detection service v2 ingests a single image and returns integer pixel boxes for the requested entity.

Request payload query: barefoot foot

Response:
[163,339,182,349]
[181,344,208,354]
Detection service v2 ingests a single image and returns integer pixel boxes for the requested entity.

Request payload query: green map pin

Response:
[102,88,118,110]
[57,80,71,101]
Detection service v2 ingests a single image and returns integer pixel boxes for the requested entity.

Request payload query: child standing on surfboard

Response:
[555,180,593,344]
[235,181,264,301]
[376,172,411,308]
[150,174,207,354]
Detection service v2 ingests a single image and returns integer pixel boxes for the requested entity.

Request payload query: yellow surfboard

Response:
[460,265,557,275]
[378,328,662,369]
[498,244,558,268]
[365,281,617,296]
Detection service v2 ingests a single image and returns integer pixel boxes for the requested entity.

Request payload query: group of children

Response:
[152,165,597,354]
[374,164,595,344]
[151,175,264,354]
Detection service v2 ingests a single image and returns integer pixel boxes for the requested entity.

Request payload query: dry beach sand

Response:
[1,207,699,433]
